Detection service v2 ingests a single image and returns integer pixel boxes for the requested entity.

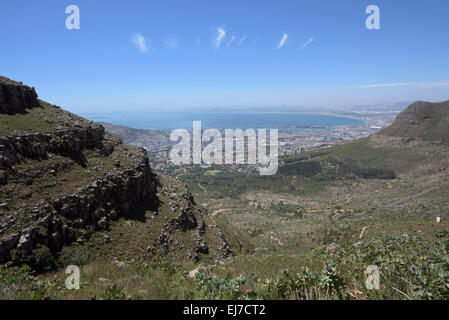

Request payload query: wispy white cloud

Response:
[133,33,149,53]
[275,33,288,50]
[214,27,226,49]
[163,34,179,49]
[349,81,449,89]
[227,36,236,48]
[238,35,247,46]
[300,37,314,50]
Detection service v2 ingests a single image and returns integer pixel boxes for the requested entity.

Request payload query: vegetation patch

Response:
[204,170,221,176]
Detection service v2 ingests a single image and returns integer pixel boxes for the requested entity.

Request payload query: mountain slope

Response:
[0,77,229,269]
[378,100,449,142]
[278,99,449,179]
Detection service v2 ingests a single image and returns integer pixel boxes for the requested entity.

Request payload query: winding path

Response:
[380,186,439,208]
[208,208,246,253]
[353,186,439,217]
[211,208,233,217]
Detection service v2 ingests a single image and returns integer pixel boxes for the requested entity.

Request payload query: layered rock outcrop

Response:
[0,79,40,114]
[0,125,107,167]
[0,78,157,262]
[0,149,155,260]
[0,77,230,266]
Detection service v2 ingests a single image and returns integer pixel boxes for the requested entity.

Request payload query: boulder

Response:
[326,243,341,253]
[353,241,364,248]
[188,266,206,279]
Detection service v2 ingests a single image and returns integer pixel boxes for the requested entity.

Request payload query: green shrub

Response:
[261,263,345,300]
[279,160,321,177]
[312,232,449,299]
[32,245,57,271]
[103,284,130,300]
[195,266,246,300]
[136,258,179,277]
[0,264,33,287]
[11,245,56,272]
[354,167,396,179]
[59,243,91,266]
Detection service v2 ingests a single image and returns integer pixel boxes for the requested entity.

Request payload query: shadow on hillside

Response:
[124,176,162,223]
[0,104,44,116]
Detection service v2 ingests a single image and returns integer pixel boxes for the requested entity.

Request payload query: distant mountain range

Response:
[165,101,413,114]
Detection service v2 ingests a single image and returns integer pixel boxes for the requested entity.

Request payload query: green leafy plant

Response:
[195,266,246,300]
[136,258,179,277]
[59,243,91,266]
[102,284,130,300]
[11,245,57,272]
[261,264,345,300]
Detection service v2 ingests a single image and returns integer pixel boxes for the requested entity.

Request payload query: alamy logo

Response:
[365,265,380,290]
[66,5,80,30]
[169,121,278,175]
[65,265,80,290]
[365,5,380,30]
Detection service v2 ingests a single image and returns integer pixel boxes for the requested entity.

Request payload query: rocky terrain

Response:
[1,77,449,300]
[0,77,229,270]
[0,76,40,114]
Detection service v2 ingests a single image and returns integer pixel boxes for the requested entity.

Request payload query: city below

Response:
[101,109,399,176]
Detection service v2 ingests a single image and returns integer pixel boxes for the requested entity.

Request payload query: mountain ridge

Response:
[378,99,449,142]
[0,77,229,269]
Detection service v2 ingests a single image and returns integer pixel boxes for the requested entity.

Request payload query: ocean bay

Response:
[82,111,364,131]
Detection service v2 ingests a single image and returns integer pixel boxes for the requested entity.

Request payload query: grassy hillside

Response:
[0,77,229,289]
[379,100,449,142]
[2,82,449,300]
[173,99,449,300]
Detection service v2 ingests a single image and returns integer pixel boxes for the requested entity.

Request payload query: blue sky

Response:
[1,0,448,112]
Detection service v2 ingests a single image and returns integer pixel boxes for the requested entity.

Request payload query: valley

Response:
[1,77,449,300]
[97,100,449,299]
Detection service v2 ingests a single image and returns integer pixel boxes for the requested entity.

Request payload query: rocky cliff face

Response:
[0,77,40,114]
[0,77,230,266]
[0,125,106,168]
[0,120,155,262]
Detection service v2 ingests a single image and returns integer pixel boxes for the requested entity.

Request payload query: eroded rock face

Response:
[52,154,154,226]
[0,125,106,167]
[0,233,20,258]
[0,80,40,114]
[0,78,157,263]
[0,146,155,262]
[170,208,198,232]
[0,77,230,266]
